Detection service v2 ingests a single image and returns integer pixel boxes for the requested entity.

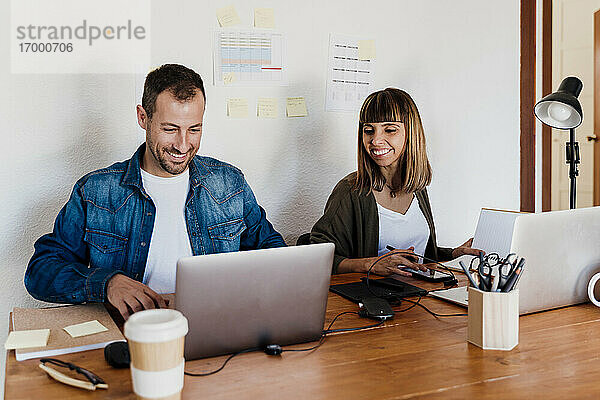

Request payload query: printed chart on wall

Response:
[213,30,287,86]
[326,34,376,112]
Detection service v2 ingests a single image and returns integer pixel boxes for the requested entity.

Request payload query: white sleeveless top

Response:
[377,196,429,259]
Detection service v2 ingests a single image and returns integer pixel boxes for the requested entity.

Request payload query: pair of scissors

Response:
[497,254,518,292]
[474,252,493,291]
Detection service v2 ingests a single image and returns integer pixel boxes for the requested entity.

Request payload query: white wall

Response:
[0,1,520,395]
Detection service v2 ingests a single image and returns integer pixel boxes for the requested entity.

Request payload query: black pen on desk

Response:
[459,261,479,288]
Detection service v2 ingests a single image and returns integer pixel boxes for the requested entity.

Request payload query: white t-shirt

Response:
[140,168,193,294]
[377,196,429,260]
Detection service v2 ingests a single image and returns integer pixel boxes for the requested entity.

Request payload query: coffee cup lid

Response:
[124,309,188,343]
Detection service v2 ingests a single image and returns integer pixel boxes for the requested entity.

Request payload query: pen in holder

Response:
[467,287,519,350]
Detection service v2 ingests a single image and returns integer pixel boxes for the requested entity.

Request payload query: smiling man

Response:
[25,64,286,319]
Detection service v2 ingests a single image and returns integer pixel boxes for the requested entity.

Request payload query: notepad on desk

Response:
[443,208,526,271]
[11,304,125,361]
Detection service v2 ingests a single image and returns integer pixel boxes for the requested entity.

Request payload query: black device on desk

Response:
[330,279,427,304]
[359,297,395,320]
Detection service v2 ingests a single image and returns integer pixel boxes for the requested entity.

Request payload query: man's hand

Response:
[451,238,483,259]
[106,274,168,320]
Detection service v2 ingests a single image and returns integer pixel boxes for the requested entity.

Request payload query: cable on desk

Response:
[402,296,467,317]
[184,348,257,377]
[284,311,384,353]
[393,294,422,313]
[364,250,470,318]
[364,250,460,300]
[184,311,385,376]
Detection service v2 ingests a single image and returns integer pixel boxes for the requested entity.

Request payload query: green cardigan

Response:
[310,172,453,273]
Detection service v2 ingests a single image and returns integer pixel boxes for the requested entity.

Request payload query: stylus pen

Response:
[459,261,479,288]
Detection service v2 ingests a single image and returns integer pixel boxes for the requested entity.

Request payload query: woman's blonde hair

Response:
[354,88,432,196]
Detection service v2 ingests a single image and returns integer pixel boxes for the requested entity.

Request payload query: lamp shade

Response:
[534,76,583,129]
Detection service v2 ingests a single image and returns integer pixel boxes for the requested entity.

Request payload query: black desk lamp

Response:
[534,76,584,209]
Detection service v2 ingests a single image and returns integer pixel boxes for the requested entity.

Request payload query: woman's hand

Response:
[451,238,483,259]
[337,247,425,275]
[366,247,425,276]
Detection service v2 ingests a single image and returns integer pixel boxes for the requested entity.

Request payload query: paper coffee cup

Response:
[124,309,188,400]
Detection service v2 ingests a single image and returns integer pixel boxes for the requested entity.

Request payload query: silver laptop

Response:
[175,243,334,360]
[431,207,600,314]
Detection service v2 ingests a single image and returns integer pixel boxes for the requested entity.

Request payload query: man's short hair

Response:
[142,64,205,120]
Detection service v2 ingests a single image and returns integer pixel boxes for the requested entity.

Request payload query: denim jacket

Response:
[25,145,286,304]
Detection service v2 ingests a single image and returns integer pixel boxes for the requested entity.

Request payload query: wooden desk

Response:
[5,274,600,399]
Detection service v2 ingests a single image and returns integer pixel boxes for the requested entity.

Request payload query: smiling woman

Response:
[310,88,480,276]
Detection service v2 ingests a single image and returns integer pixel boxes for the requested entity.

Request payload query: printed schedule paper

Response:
[326,34,376,112]
[213,30,287,86]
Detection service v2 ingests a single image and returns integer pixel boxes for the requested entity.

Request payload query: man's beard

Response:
[147,135,195,176]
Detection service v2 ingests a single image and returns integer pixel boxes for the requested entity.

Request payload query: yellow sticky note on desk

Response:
[258,98,277,118]
[216,5,241,27]
[63,320,108,338]
[254,8,275,28]
[5,329,50,350]
[358,40,376,60]
[286,97,308,117]
[227,98,249,118]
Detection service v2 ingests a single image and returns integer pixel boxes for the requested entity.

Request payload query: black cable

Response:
[184,311,385,375]
[324,319,384,334]
[403,296,467,317]
[364,251,469,318]
[393,294,422,313]
[283,311,356,353]
[184,348,257,376]
[364,249,463,299]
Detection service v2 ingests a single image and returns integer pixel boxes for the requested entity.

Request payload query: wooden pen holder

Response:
[467,287,519,350]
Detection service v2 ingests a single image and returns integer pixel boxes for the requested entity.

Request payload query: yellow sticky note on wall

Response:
[258,98,278,118]
[5,329,50,350]
[63,320,108,338]
[227,98,249,118]
[286,97,308,117]
[358,40,376,60]
[217,5,241,27]
[223,72,236,85]
[254,8,275,28]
